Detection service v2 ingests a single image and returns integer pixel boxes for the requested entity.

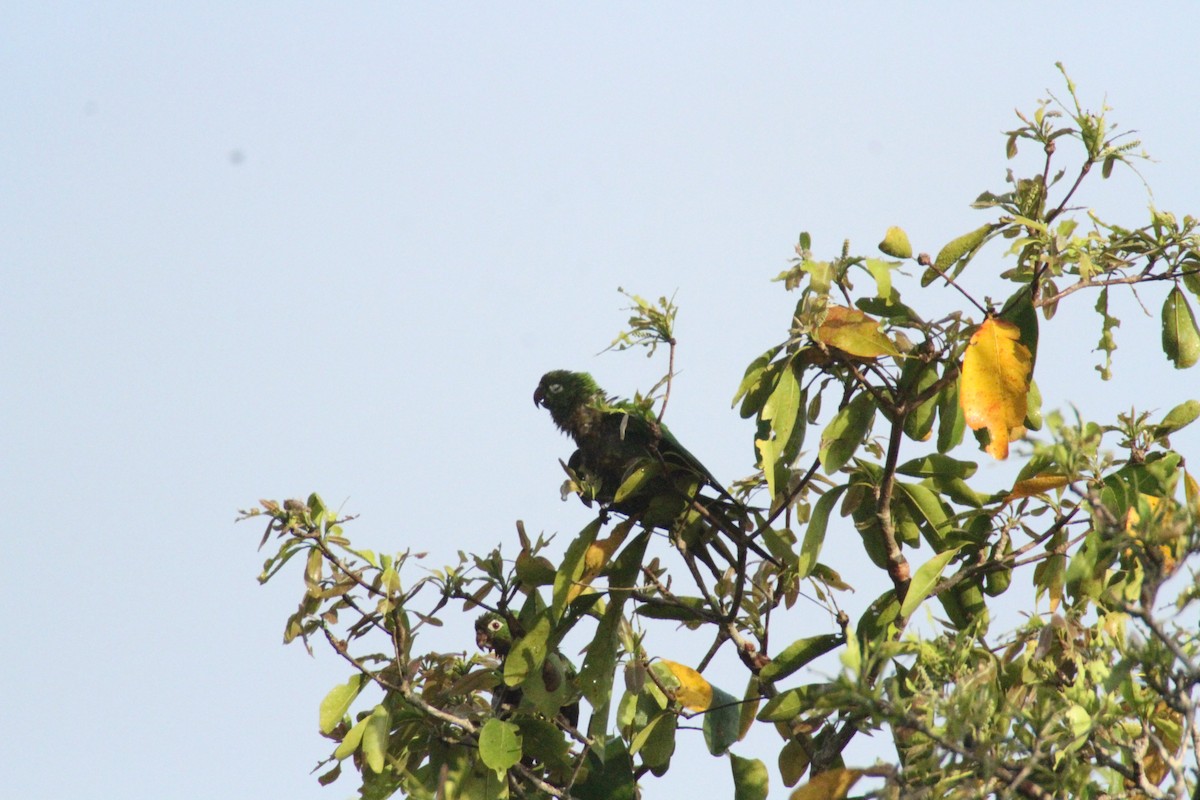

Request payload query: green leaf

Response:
[574,736,636,800]
[759,634,843,683]
[936,376,965,453]
[1155,399,1200,439]
[579,532,649,708]
[702,684,742,755]
[504,613,551,687]
[865,258,896,299]
[739,359,783,419]
[757,684,830,722]
[1001,287,1040,369]
[319,674,365,735]
[332,714,369,761]
[478,718,523,774]
[738,676,761,743]
[732,347,782,410]
[877,227,912,260]
[516,716,570,771]
[856,295,922,324]
[361,704,390,774]
[1182,261,1200,299]
[893,481,951,552]
[899,357,938,442]
[797,485,848,578]
[923,223,995,286]
[633,711,677,769]
[756,436,784,501]
[896,454,977,480]
[901,548,961,617]
[857,590,901,647]
[929,474,986,508]
[635,596,708,622]
[1024,378,1043,431]
[1162,285,1200,368]
[778,737,812,787]
[730,753,769,800]
[762,359,803,454]
[819,393,875,474]
[552,518,603,619]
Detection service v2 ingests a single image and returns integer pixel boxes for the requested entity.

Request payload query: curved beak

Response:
[533,386,545,407]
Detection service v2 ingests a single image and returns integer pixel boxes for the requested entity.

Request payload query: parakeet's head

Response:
[534,370,601,431]
[475,611,512,657]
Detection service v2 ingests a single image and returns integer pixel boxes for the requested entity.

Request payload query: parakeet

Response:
[475,610,515,657]
[533,369,776,566]
[475,611,580,727]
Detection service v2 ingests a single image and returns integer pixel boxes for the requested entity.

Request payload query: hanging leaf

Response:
[797,485,849,577]
[814,306,901,359]
[1162,285,1200,368]
[897,357,938,442]
[960,317,1032,459]
[819,393,877,473]
[1000,286,1040,368]
[864,258,895,299]
[1024,378,1043,431]
[1005,473,1070,502]
[936,374,965,453]
[730,754,769,800]
[901,547,961,617]
[702,687,742,756]
[778,737,812,787]
[319,674,365,735]
[361,705,390,774]
[762,359,805,454]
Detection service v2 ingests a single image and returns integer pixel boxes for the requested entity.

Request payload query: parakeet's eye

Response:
[488,619,503,633]
[548,383,563,394]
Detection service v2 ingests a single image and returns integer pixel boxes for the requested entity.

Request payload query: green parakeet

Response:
[475,611,580,727]
[533,369,776,567]
[475,610,515,656]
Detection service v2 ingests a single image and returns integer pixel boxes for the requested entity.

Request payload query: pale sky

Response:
[5,4,1200,798]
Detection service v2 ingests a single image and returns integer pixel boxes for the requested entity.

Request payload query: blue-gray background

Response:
[5,5,1199,797]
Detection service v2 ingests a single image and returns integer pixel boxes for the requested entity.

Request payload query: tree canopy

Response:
[244,68,1200,799]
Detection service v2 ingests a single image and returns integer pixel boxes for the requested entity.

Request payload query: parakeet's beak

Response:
[533,386,545,407]
[476,630,491,652]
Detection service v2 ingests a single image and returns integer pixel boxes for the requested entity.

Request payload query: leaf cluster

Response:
[244,73,1200,799]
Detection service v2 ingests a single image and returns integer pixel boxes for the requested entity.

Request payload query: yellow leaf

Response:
[960,317,1032,459]
[659,659,714,711]
[566,519,632,604]
[789,768,863,800]
[1143,701,1183,786]
[1005,473,1069,502]
[814,306,900,359]
[878,226,912,259]
[1185,470,1200,517]
[1124,493,1162,530]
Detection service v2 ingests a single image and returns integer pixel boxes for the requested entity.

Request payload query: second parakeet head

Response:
[475,611,513,657]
